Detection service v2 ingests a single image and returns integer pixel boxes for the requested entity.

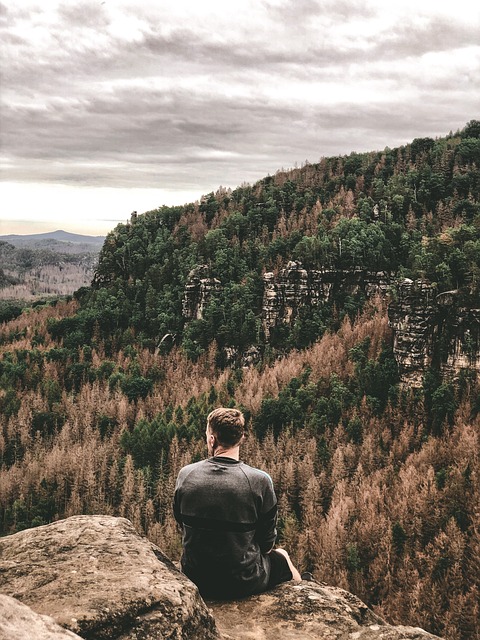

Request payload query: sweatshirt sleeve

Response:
[255,473,278,554]
[173,471,183,526]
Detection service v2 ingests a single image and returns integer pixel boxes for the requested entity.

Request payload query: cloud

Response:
[1,0,479,202]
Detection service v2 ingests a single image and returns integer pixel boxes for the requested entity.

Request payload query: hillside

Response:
[67,121,480,369]
[0,123,479,640]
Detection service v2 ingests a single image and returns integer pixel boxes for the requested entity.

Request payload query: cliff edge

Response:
[0,516,442,639]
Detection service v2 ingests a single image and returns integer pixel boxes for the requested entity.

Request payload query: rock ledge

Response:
[0,516,442,639]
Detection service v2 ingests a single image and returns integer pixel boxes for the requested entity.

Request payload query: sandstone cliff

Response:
[182,262,480,386]
[388,279,480,387]
[262,261,390,338]
[0,516,442,640]
[182,264,222,321]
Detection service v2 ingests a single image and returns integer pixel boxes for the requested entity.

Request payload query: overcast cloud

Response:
[1,0,479,234]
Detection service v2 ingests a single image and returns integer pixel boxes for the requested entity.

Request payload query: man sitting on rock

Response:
[174,407,301,599]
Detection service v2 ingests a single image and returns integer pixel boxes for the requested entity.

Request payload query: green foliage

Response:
[311,374,354,432]
[423,372,457,435]
[331,218,397,271]
[254,371,316,438]
[36,122,474,364]
[349,338,399,412]
[42,379,62,409]
[5,480,57,532]
[392,521,408,555]
[0,388,20,419]
[346,543,362,572]
[430,383,456,432]
[461,119,480,139]
[121,416,175,469]
[31,411,65,436]
[435,467,448,490]
[346,416,363,444]
[0,301,24,323]
[120,375,153,403]
[96,414,118,439]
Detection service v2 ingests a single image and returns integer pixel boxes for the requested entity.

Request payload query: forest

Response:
[0,122,479,639]
[0,240,99,314]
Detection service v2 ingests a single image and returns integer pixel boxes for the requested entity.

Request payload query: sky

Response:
[1,0,479,237]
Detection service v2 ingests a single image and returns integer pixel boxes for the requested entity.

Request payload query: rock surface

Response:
[208,581,442,640]
[0,515,219,640]
[388,279,480,387]
[388,279,437,387]
[0,516,443,639]
[182,264,221,320]
[0,594,83,640]
[262,262,390,339]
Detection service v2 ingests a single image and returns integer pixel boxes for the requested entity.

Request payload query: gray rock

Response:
[261,262,390,339]
[0,515,219,640]
[388,279,480,386]
[0,594,83,640]
[208,581,442,639]
[182,264,221,320]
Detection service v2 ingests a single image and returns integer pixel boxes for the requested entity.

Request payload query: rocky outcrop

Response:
[263,261,390,338]
[388,279,480,387]
[0,516,442,640]
[387,279,437,387]
[209,581,441,639]
[182,264,221,320]
[0,595,83,640]
[0,515,219,640]
[181,262,480,385]
[182,262,390,332]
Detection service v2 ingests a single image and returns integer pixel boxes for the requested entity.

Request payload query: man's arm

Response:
[173,471,184,527]
[255,474,278,553]
[173,488,182,526]
[256,502,278,553]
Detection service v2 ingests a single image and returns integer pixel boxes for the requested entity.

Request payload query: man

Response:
[173,407,301,599]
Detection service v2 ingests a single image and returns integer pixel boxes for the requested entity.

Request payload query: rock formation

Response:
[0,595,83,640]
[0,515,442,640]
[262,261,390,338]
[209,581,441,639]
[0,515,218,640]
[182,264,221,320]
[181,262,480,386]
[388,279,480,387]
[387,279,437,387]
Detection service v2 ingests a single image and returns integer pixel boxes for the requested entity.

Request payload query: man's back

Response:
[174,456,277,598]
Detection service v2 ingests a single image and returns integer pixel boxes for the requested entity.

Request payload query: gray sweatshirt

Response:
[173,456,278,597]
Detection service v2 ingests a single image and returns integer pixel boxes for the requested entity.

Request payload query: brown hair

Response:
[207,407,245,448]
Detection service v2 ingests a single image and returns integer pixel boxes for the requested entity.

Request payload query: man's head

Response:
[206,407,245,455]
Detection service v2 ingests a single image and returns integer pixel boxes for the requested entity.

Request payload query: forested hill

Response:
[53,120,480,362]
[1,123,479,640]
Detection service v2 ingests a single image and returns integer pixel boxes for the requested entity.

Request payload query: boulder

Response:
[208,581,442,640]
[0,594,83,640]
[0,515,219,640]
[0,515,442,639]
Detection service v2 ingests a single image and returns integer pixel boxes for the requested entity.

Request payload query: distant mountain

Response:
[0,230,105,249]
